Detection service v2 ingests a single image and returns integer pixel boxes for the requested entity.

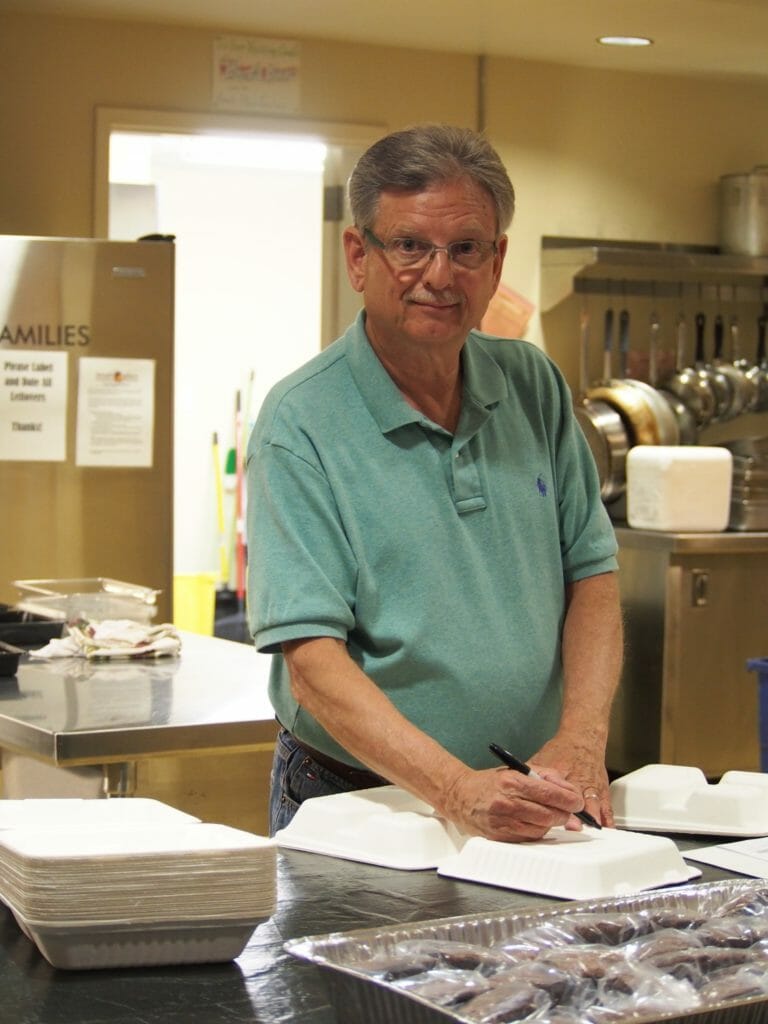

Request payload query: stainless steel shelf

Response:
[541,237,768,310]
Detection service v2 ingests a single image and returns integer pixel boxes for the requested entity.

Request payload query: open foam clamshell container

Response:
[275,787,697,898]
[286,878,768,1024]
[610,765,768,836]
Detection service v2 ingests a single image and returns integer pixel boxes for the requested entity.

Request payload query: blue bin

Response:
[747,658,768,772]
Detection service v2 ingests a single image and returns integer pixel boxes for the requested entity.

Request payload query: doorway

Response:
[95,109,378,626]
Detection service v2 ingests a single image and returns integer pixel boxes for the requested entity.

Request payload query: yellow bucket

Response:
[172,573,218,635]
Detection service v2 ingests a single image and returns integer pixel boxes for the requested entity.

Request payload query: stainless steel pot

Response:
[662,313,716,428]
[640,310,693,443]
[586,309,665,447]
[657,389,698,445]
[745,314,768,413]
[697,312,733,423]
[730,315,760,413]
[574,309,628,503]
[712,312,749,420]
[620,311,679,445]
[719,166,768,256]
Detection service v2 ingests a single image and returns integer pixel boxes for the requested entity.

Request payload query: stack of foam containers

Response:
[0,798,276,969]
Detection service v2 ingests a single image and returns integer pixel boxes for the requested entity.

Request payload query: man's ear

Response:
[491,234,508,291]
[343,226,366,293]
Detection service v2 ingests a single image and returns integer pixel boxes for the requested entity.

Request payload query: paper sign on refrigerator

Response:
[75,357,155,468]
[0,350,68,462]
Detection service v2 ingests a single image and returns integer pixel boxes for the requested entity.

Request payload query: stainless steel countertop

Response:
[614,525,768,553]
[0,632,276,765]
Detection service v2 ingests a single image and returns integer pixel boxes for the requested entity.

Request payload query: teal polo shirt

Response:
[246,311,618,770]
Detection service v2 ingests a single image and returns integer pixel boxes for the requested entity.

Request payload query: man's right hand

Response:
[439,762,586,842]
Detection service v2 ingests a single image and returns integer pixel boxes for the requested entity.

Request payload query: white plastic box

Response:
[626,446,732,532]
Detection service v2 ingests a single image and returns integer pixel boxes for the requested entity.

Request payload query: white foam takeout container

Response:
[0,823,277,923]
[610,763,768,836]
[275,786,467,870]
[0,802,277,969]
[8,906,260,971]
[276,786,699,899]
[0,798,200,831]
[437,825,700,900]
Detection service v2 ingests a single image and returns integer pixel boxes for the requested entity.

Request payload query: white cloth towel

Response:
[30,620,181,661]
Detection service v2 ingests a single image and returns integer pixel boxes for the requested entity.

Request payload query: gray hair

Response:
[347,124,515,235]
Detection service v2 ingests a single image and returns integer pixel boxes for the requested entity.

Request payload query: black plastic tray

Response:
[0,641,23,677]
[0,606,64,649]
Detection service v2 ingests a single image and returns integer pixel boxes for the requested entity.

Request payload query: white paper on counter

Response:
[684,837,768,878]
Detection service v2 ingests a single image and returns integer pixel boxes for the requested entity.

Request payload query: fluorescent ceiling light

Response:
[110,131,327,183]
[180,135,327,172]
[597,35,653,47]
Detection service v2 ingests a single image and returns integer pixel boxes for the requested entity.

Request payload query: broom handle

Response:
[234,391,246,603]
[212,432,229,585]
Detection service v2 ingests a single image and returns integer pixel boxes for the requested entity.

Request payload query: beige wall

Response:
[2,10,768,369]
[485,58,768,328]
[0,12,476,238]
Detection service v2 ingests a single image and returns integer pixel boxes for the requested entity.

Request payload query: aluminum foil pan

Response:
[286,879,768,1024]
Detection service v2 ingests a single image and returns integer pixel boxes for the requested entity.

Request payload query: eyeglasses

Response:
[363,228,497,270]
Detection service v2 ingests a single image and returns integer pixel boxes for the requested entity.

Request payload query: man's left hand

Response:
[532,731,614,828]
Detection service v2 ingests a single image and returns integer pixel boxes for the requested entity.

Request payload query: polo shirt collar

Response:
[346,310,508,435]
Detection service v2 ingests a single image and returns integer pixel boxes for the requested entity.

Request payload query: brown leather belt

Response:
[287,731,388,789]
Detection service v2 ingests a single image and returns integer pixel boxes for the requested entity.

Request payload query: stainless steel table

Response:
[0,841,747,1024]
[0,632,277,795]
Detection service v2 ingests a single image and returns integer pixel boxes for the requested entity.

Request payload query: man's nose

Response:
[420,247,455,288]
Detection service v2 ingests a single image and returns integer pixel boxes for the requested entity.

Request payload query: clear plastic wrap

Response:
[287,879,768,1024]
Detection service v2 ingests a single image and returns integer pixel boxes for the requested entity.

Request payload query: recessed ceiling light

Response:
[597,35,653,47]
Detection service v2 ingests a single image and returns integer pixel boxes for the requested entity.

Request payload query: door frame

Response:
[94,106,382,236]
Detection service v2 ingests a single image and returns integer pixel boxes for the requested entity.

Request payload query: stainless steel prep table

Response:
[0,632,277,798]
[0,842,750,1024]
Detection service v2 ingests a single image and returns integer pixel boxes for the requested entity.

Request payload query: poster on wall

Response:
[212,35,300,113]
[0,350,68,462]
[75,357,155,468]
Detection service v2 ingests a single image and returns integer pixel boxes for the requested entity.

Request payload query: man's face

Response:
[343,177,507,358]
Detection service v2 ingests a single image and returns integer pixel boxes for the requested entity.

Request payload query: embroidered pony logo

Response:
[536,475,548,497]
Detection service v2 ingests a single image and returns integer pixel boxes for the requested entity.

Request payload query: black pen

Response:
[489,742,602,830]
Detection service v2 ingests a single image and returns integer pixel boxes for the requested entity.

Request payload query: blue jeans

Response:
[268,728,384,836]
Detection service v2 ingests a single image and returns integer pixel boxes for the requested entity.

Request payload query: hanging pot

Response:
[664,312,716,428]
[573,308,628,503]
[746,314,768,413]
[657,389,698,445]
[585,309,663,447]
[694,312,733,423]
[620,311,680,446]
[730,315,760,413]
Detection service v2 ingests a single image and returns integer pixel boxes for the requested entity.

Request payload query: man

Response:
[246,124,622,841]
